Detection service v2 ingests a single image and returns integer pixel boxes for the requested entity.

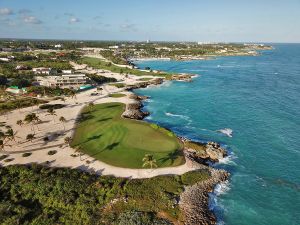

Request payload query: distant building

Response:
[54,44,63,48]
[109,45,119,49]
[0,57,10,62]
[32,67,57,75]
[6,86,27,94]
[61,69,73,74]
[36,74,90,89]
[16,65,30,70]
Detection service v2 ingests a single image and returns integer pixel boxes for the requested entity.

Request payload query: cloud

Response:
[69,17,80,24]
[120,23,138,32]
[22,15,42,24]
[0,8,13,16]
[64,12,74,17]
[18,9,32,15]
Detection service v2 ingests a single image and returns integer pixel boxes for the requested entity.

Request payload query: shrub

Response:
[0,155,9,161]
[4,158,14,162]
[47,150,57,155]
[39,104,66,110]
[181,170,210,186]
[22,152,32,157]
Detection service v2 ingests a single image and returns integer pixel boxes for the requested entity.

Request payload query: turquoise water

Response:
[134,44,300,225]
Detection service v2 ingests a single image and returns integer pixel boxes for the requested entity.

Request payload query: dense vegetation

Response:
[71,102,184,168]
[0,97,47,114]
[0,164,210,224]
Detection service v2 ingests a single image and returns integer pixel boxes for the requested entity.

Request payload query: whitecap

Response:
[165,112,190,121]
[217,128,233,137]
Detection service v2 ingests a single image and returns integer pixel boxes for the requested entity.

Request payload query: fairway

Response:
[71,102,185,168]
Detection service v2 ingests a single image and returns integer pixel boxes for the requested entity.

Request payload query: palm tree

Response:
[70,90,77,103]
[46,108,57,122]
[24,113,36,133]
[5,128,19,143]
[0,139,11,151]
[142,154,158,169]
[75,146,83,160]
[32,114,41,130]
[16,120,24,127]
[59,116,67,130]
[64,136,72,146]
[26,134,35,142]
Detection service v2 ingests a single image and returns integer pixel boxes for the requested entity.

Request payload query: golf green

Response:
[71,102,185,168]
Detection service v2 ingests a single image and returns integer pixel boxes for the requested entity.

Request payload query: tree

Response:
[16,120,24,127]
[26,134,35,142]
[64,136,72,147]
[46,108,57,122]
[0,139,11,151]
[142,154,158,169]
[69,90,77,103]
[5,128,19,143]
[88,102,95,111]
[75,146,83,160]
[24,113,36,133]
[59,116,67,130]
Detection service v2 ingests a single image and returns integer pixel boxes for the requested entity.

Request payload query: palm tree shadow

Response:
[77,134,103,145]
[97,117,112,123]
[158,149,182,164]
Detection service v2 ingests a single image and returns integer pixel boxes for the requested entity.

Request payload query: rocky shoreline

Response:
[179,167,229,225]
[122,76,230,225]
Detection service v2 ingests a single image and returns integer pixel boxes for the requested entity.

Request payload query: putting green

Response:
[71,102,185,168]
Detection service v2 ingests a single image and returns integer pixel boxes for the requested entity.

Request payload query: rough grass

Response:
[78,57,172,78]
[184,141,206,155]
[71,102,184,168]
[108,93,126,98]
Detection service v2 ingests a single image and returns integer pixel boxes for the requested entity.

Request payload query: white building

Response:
[36,74,90,89]
[61,69,73,74]
[33,67,57,75]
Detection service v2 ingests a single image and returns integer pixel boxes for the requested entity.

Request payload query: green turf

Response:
[71,102,184,168]
[78,57,172,78]
[108,93,126,98]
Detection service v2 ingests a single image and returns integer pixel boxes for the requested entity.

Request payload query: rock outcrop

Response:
[179,168,229,225]
[122,102,149,120]
[125,78,164,91]
[184,140,228,164]
[169,74,193,82]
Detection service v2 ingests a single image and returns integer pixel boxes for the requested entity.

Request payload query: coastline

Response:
[126,76,230,224]
[0,61,230,225]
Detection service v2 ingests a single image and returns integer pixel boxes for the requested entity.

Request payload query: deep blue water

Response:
[134,44,300,225]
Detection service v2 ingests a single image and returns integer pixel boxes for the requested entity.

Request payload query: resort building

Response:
[6,86,27,95]
[32,67,57,75]
[36,74,90,89]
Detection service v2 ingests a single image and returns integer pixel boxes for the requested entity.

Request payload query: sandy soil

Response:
[0,70,198,178]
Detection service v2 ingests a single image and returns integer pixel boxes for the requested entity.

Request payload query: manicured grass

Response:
[108,93,126,98]
[71,102,184,168]
[78,57,172,78]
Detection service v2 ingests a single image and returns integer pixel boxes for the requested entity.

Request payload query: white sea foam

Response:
[218,153,237,165]
[165,112,190,121]
[217,128,233,137]
[209,181,231,225]
[214,181,231,196]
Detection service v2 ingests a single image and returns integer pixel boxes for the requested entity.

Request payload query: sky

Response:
[0,0,299,43]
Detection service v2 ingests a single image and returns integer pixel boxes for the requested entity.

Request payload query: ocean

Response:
[134,44,300,225]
